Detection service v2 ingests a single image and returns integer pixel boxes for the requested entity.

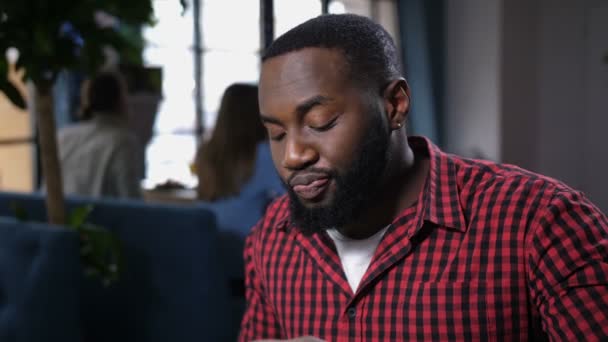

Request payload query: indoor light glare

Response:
[5,47,19,64]
[329,1,346,14]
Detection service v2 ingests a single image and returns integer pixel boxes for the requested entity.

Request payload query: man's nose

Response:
[282,135,318,170]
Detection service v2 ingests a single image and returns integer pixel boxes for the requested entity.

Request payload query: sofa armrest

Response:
[0,216,81,342]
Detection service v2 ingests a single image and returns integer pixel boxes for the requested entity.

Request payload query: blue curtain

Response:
[52,69,84,129]
[397,0,444,146]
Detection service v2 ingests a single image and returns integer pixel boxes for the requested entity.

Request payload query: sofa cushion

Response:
[0,192,231,342]
[0,216,81,342]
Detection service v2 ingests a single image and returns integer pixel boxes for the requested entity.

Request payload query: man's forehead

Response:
[260,48,349,97]
[262,48,347,79]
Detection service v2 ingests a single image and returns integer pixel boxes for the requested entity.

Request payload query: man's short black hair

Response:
[263,14,402,93]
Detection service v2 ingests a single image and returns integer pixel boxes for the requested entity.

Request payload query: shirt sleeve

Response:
[527,190,608,341]
[239,224,283,341]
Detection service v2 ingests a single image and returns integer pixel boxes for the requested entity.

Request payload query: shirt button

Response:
[347,307,356,319]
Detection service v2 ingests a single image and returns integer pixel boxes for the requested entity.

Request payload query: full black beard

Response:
[286,114,390,235]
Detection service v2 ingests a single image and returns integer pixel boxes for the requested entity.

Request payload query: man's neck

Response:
[337,140,429,239]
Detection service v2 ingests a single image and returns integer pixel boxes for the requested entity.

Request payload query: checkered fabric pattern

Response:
[239,137,608,341]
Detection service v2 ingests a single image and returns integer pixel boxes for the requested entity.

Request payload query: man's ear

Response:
[382,78,410,131]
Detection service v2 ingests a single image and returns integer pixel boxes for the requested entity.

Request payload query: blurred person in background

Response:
[194,83,282,203]
[57,70,144,199]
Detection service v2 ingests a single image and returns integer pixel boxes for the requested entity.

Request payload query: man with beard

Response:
[240,14,608,342]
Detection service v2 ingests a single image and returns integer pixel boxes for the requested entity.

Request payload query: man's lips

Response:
[289,173,331,201]
[292,178,330,200]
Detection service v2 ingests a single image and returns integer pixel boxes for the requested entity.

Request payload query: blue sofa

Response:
[0,192,232,341]
[0,216,81,342]
[204,142,284,236]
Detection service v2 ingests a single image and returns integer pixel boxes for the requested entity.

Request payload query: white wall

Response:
[500,0,541,171]
[373,0,400,46]
[581,0,608,210]
[445,0,608,211]
[535,0,587,190]
[445,0,502,161]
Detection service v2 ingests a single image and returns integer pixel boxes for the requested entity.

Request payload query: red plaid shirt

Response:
[239,137,608,341]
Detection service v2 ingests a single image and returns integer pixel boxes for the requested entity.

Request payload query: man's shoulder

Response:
[439,153,585,223]
[415,137,575,201]
[449,153,574,195]
[437,153,586,232]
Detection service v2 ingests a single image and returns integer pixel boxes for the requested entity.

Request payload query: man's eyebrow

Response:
[295,95,333,117]
[260,95,334,126]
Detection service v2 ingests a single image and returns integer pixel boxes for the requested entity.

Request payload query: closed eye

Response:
[269,131,286,142]
[310,117,338,132]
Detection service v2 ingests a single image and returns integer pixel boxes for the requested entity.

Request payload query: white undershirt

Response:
[326,225,390,292]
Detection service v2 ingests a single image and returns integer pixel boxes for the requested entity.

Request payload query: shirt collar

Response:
[276,136,468,233]
[410,136,467,232]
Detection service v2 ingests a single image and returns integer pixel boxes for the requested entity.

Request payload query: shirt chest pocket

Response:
[390,281,529,341]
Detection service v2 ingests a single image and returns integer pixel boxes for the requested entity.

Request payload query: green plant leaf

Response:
[68,204,94,228]
[1,0,164,84]
[64,205,123,286]
[78,222,123,287]
[9,201,29,222]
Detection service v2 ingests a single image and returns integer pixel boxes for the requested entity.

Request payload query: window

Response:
[201,0,261,128]
[143,0,262,189]
[143,0,197,188]
[274,0,322,37]
[142,0,356,189]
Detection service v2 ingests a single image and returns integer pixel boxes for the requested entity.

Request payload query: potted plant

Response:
[1,0,185,283]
